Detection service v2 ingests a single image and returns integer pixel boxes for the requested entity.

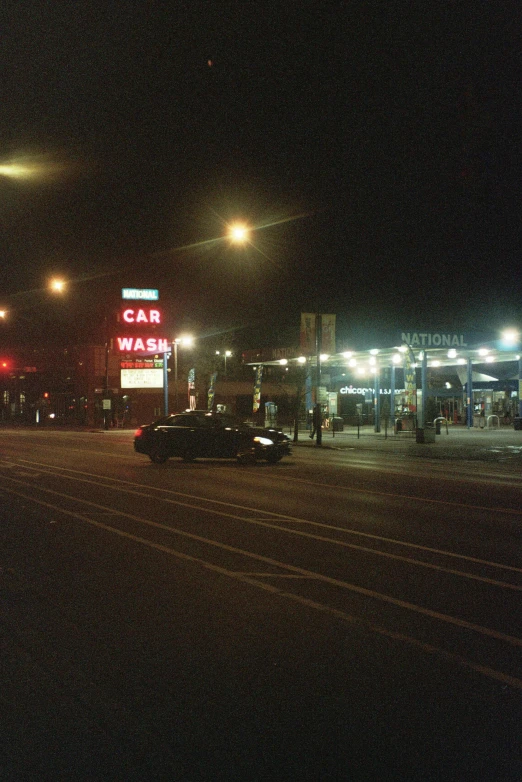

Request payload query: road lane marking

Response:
[1,480,521,649]
[3,463,522,586]
[1,482,521,693]
[9,458,522,576]
[13,455,522,517]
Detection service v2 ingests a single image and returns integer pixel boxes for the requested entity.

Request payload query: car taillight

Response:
[134,428,143,437]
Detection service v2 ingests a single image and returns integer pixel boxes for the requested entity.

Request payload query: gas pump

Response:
[264,402,278,427]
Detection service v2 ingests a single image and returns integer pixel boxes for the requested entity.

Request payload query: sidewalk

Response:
[290,423,522,464]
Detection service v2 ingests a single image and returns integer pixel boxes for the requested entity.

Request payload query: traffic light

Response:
[0,359,10,371]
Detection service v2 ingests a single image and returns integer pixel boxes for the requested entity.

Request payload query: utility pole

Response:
[316,314,322,447]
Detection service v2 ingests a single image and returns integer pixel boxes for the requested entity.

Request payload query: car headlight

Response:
[253,436,274,446]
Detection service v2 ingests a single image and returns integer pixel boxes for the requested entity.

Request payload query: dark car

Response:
[134,411,291,464]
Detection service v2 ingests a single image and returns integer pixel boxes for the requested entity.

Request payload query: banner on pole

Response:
[253,365,263,412]
[300,313,336,355]
[188,368,196,410]
[208,372,217,411]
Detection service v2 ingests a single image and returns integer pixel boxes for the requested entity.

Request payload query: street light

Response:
[227,222,250,244]
[49,277,66,294]
[173,335,194,411]
[216,349,232,377]
[501,328,519,347]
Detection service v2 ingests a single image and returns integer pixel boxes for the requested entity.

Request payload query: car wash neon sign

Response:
[116,291,169,354]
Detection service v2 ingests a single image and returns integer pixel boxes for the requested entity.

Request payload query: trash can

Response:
[416,427,436,444]
[514,417,522,431]
[332,416,344,432]
[435,419,441,435]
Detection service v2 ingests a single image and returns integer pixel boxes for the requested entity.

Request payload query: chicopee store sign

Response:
[340,385,406,395]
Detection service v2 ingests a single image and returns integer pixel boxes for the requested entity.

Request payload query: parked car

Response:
[134,411,291,464]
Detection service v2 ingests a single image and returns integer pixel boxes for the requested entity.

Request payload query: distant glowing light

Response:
[228,223,250,243]
[392,353,401,364]
[176,335,194,348]
[297,356,306,364]
[0,163,42,178]
[368,356,376,365]
[279,359,288,366]
[431,360,440,367]
[485,355,495,363]
[478,348,489,356]
[0,310,6,319]
[0,155,65,180]
[501,329,519,346]
[320,354,329,362]
[50,278,66,293]
[342,351,353,359]
[369,348,379,355]
[457,358,466,365]
[348,358,357,367]
[447,349,457,358]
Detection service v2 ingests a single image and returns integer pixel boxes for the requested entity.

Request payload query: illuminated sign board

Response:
[121,368,164,389]
[121,308,161,324]
[120,358,163,370]
[401,332,467,347]
[116,336,170,353]
[121,288,159,300]
[340,386,406,395]
[116,300,169,353]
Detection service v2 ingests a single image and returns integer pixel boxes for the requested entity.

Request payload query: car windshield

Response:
[154,413,243,429]
[154,415,203,427]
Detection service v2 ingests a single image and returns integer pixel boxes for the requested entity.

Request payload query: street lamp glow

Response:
[175,335,194,348]
[228,223,250,243]
[0,309,6,319]
[0,162,43,179]
[49,278,66,293]
[501,329,519,346]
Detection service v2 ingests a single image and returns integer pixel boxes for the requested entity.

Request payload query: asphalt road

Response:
[0,428,521,781]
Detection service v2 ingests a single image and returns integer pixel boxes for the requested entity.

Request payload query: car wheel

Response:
[265,453,282,464]
[149,448,168,464]
[237,452,256,465]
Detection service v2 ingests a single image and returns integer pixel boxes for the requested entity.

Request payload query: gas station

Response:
[248,327,522,442]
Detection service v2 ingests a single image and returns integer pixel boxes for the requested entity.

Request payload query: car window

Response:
[175,415,203,427]
[154,416,176,426]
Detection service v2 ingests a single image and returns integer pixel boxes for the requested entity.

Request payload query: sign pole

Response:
[316,314,322,447]
[163,352,169,415]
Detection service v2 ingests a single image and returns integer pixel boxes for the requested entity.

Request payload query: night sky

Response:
[1,3,520,350]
